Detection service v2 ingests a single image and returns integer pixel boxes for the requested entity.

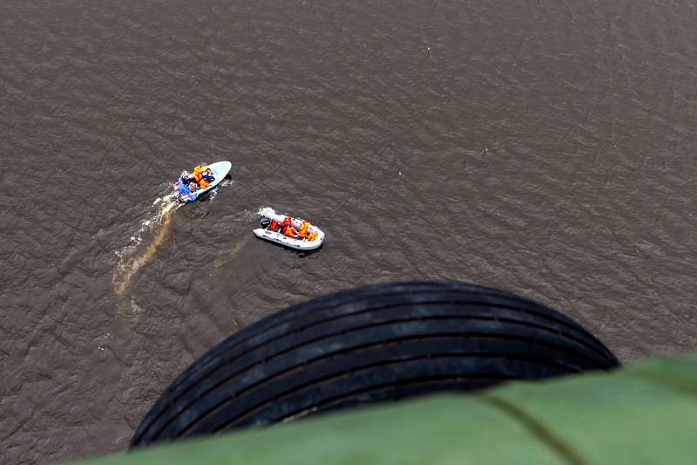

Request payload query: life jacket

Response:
[284,226,298,238]
[192,165,210,188]
[298,221,310,238]
[270,220,278,230]
[308,231,318,241]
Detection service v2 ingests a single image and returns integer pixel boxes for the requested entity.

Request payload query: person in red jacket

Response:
[280,215,297,237]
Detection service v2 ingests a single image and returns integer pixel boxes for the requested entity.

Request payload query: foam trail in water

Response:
[207,178,234,203]
[257,205,277,216]
[113,193,180,297]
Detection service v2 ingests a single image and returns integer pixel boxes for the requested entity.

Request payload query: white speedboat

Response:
[254,207,325,251]
[174,161,232,203]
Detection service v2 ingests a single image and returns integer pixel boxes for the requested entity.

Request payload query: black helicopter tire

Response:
[131,281,619,448]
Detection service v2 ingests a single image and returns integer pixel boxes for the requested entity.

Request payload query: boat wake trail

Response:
[113,194,180,298]
[213,235,252,269]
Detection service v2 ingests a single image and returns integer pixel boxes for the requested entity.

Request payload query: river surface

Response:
[2,0,697,463]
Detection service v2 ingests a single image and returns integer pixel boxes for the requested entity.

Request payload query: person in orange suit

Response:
[193,165,210,189]
[280,215,298,237]
[298,221,310,239]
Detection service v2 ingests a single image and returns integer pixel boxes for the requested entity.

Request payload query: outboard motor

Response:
[260,218,271,228]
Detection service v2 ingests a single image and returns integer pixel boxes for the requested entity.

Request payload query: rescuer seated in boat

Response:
[279,215,298,237]
[201,167,214,183]
[180,170,194,185]
[193,165,210,189]
[298,221,310,239]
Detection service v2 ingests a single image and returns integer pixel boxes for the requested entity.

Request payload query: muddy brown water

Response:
[2,0,697,463]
